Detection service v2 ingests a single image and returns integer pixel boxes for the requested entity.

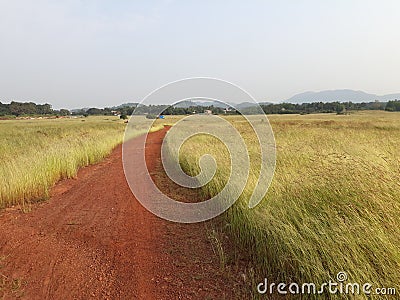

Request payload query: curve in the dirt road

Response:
[123,77,276,223]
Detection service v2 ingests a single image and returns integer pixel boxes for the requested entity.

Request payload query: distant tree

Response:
[0,102,7,116]
[369,100,384,110]
[103,107,113,115]
[59,109,70,116]
[37,103,52,114]
[336,104,346,114]
[120,114,128,120]
[385,100,400,112]
[86,108,103,115]
[9,101,38,116]
[119,106,135,115]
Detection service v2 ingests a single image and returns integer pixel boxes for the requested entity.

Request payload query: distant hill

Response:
[173,100,229,108]
[111,102,138,109]
[173,100,198,108]
[236,102,260,109]
[194,100,230,108]
[70,107,89,113]
[286,89,400,104]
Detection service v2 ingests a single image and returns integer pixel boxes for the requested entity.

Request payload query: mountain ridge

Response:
[286,89,400,103]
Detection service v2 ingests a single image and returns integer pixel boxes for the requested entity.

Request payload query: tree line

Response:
[385,100,400,112]
[258,101,388,114]
[74,104,230,117]
[94,101,397,116]
[0,101,70,117]
[1,100,399,117]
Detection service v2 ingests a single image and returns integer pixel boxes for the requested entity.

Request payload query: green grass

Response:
[175,111,400,299]
[0,115,163,209]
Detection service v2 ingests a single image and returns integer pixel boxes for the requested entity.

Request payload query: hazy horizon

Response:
[1,1,399,109]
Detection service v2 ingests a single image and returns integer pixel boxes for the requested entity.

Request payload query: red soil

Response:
[0,128,246,299]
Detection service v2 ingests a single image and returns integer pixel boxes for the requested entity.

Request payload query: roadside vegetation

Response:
[0,116,124,208]
[175,111,400,298]
[0,116,162,209]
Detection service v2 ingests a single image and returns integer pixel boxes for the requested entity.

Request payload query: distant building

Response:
[204,110,212,115]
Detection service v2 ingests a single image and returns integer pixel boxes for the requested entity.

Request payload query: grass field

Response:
[0,116,163,209]
[2,111,399,298]
[0,116,125,208]
[175,111,400,298]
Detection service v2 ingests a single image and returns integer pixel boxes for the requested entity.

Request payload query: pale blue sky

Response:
[0,0,399,109]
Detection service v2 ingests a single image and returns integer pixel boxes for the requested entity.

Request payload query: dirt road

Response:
[0,128,245,299]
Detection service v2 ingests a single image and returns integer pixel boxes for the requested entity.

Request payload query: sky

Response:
[0,0,399,109]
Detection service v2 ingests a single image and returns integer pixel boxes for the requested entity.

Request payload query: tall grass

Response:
[176,111,400,298]
[0,116,162,208]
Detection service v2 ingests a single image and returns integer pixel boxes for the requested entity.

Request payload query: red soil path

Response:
[0,128,246,299]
